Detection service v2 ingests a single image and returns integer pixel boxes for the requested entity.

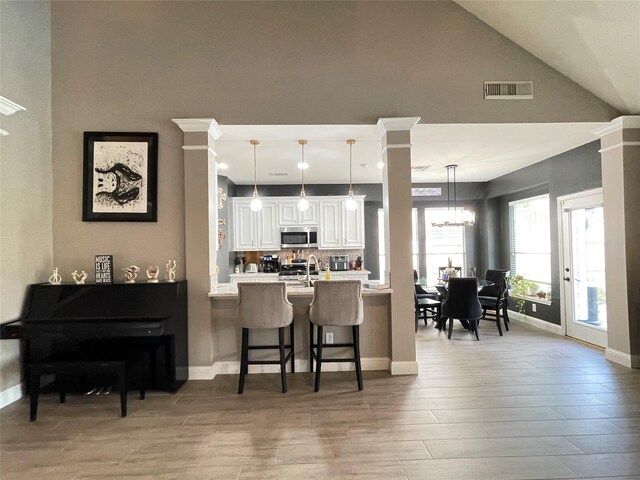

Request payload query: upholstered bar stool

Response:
[237,282,294,394]
[309,280,364,392]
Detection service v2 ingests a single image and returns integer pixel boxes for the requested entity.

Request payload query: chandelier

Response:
[431,164,475,227]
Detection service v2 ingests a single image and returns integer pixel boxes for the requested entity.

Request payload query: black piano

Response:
[0,281,188,392]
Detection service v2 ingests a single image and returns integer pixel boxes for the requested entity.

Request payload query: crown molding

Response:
[374,117,420,137]
[592,116,640,137]
[172,118,222,139]
[0,96,26,116]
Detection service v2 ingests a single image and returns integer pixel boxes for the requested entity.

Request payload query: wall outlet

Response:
[531,303,537,312]
[325,332,334,344]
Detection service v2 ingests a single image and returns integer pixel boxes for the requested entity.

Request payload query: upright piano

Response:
[0,281,188,392]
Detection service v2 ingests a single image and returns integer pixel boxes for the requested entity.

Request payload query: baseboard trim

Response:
[188,365,216,380]
[605,348,640,368]
[0,384,22,409]
[390,360,419,375]
[508,310,563,335]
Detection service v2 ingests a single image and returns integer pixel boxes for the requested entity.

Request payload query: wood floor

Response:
[2,321,640,479]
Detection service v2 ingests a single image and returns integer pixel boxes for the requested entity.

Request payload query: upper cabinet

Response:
[318,197,365,250]
[232,199,279,251]
[278,199,318,225]
[232,195,364,251]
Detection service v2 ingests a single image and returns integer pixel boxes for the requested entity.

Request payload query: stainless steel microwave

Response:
[280,227,318,248]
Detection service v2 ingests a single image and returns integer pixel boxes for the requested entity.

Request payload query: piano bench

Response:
[28,357,145,422]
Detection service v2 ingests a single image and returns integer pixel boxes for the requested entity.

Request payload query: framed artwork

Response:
[94,254,114,284]
[82,132,158,222]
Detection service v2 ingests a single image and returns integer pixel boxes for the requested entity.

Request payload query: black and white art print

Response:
[83,132,158,222]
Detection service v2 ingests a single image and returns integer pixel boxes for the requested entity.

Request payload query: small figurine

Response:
[71,270,88,285]
[123,265,140,283]
[48,267,62,285]
[146,265,160,283]
[165,260,177,283]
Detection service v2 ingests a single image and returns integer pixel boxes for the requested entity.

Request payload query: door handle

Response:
[564,277,570,281]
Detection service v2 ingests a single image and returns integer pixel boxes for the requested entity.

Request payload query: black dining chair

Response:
[413,270,441,331]
[441,278,483,340]
[479,276,509,335]
[478,269,510,331]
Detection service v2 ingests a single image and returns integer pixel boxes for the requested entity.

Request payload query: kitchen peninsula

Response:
[209,283,392,373]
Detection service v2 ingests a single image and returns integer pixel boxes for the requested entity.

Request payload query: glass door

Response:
[560,190,607,347]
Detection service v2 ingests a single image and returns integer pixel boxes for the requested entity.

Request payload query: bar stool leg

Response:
[289,322,295,373]
[314,325,323,392]
[353,325,363,391]
[238,328,249,394]
[279,327,287,394]
[448,317,454,339]
[309,323,314,373]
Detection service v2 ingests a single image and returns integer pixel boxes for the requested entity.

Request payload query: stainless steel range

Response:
[278,260,318,282]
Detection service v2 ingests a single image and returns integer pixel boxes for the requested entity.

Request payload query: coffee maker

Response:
[262,255,279,273]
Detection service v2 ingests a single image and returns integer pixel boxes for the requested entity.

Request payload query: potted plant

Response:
[444,257,458,279]
[509,274,538,314]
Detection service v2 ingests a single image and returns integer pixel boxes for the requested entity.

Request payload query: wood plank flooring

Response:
[2,322,640,479]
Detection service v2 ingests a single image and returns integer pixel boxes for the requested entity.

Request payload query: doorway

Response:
[559,189,607,347]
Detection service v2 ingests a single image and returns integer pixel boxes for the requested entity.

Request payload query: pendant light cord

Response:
[301,141,305,194]
[347,139,355,194]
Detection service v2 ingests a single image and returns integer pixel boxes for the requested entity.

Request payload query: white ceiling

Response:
[216,123,605,184]
[455,0,640,114]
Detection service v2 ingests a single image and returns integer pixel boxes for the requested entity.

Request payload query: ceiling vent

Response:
[411,166,429,172]
[484,81,533,100]
[267,172,288,177]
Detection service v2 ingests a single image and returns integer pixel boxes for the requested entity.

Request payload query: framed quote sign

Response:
[82,132,158,222]
[95,255,114,284]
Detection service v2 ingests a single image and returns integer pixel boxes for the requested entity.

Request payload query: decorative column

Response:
[173,118,222,379]
[375,117,420,375]
[594,116,640,368]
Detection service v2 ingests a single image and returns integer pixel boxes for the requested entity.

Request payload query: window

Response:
[378,208,386,282]
[411,208,419,276]
[424,208,466,285]
[509,195,551,292]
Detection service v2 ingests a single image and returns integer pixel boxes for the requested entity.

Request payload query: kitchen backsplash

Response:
[231,248,365,272]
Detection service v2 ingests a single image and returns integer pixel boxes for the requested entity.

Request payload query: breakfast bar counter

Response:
[208,283,392,373]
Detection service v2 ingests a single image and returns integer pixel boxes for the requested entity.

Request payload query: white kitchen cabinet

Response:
[257,202,280,250]
[319,200,342,249]
[342,198,365,248]
[319,197,365,249]
[232,199,279,251]
[278,199,318,225]
[232,201,256,251]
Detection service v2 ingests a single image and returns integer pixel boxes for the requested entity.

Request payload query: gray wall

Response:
[0,1,52,393]
[49,0,616,282]
[485,141,603,324]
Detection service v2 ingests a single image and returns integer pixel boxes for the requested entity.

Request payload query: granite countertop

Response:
[209,282,391,298]
[229,270,371,276]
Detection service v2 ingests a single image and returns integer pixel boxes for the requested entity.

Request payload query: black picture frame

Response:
[94,254,114,285]
[82,132,158,222]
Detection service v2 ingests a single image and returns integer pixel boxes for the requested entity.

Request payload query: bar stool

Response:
[309,280,363,392]
[237,282,294,394]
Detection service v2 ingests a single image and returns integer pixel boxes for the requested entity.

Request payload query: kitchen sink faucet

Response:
[306,255,319,288]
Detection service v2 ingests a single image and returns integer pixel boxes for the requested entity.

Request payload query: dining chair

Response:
[441,278,483,340]
[237,282,294,394]
[478,275,509,335]
[478,269,511,331]
[414,289,441,331]
[309,280,363,392]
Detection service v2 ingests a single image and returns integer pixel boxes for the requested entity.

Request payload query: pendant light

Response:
[345,139,358,211]
[249,139,262,211]
[297,139,310,211]
[431,164,475,227]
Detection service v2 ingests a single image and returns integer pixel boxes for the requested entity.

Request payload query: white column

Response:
[173,118,222,378]
[593,116,640,368]
[375,117,420,375]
